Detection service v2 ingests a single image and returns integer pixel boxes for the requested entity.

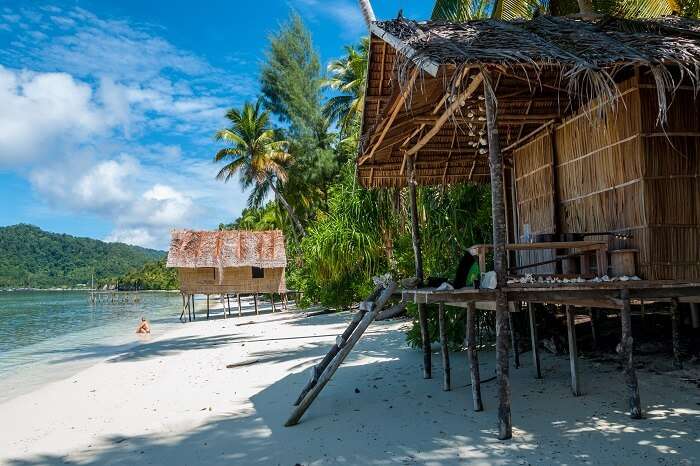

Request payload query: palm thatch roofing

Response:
[358,15,700,188]
[166,230,286,269]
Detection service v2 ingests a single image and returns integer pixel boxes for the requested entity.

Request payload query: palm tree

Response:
[214,100,305,237]
[323,38,369,138]
[431,0,696,20]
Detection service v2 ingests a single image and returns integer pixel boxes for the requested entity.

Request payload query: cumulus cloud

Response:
[0,66,112,166]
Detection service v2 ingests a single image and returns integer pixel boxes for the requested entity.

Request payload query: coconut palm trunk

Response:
[358,0,376,26]
[269,178,305,238]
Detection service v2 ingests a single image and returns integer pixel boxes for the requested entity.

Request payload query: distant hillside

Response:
[0,224,165,288]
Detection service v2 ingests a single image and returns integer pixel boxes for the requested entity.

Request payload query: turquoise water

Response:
[0,290,184,402]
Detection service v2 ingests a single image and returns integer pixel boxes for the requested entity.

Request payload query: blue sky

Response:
[0,0,432,249]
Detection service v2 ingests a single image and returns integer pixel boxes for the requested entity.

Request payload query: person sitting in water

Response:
[135,317,151,334]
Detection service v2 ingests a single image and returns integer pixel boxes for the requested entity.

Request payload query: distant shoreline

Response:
[0,288,180,293]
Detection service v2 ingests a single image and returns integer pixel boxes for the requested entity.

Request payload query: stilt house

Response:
[166,230,287,320]
[352,15,700,438]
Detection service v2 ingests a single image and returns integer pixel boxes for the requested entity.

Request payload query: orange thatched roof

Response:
[166,230,286,269]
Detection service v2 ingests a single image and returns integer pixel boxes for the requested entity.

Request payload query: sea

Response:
[0,290,184,403]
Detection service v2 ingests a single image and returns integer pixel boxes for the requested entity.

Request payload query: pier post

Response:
[619,289,642,418]
[528,303,542,379]
[566,305,581,396]
[466,302,483,411]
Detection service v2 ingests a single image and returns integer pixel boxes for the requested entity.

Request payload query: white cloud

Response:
[0,66,112,166]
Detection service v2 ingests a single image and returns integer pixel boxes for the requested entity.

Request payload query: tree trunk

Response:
[269,179,305,238]
[357,0,376,26]
[577,0,594,15]
[484,69,512,440]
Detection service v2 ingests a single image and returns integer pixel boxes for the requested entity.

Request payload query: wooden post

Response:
[283,293,288,311]
[191,294,196,321]
[671,298,682,369]
[220,294,228,319]
[237,293,242,316]
[566,306,581,396]
[589,308,598,351]
[407,155,431,379]
[226,294,231,317]
[619,289,642,418]
[271,293,277,312]
[180,293,186,321]
[466,302,483,411]
[206,294,210,319]
[285,282,397,426]
[254,294,259,315]
[528,303,542,379]
[484,69,512,440]
[509,307,520,369]
[438,303,451,391]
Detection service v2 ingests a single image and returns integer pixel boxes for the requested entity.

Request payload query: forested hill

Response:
[0,224,165,288]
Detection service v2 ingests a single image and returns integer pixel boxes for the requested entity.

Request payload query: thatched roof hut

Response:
[166,229,287,294]
[357,14,700,438]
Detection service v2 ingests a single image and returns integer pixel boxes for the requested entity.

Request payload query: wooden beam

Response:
[484,69,512,441]
[360,69,419,165]
[412,114,560,124]
[403,73,484,161]
[503,120,557,152]
[369,24,439,76]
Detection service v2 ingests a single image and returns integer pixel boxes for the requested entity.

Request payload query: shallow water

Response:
[0,290,184,402]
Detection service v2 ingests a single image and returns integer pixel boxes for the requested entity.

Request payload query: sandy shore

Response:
[0,304,698,465]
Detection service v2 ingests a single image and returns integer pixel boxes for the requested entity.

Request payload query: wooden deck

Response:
[401,280,700,309]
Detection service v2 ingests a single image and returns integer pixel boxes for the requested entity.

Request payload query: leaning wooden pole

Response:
[407,155,431,379]
[566,305,582,396]
[484,69,512,440]
[619,289,642,418]
[528,303,542,379]
[285,281,397,426]
[466,302,483,411]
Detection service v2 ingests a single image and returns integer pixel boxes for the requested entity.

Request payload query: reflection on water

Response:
[0,290,183,402]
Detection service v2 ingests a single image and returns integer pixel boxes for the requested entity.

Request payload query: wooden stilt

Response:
[206,294,210,319]
[466,302,483,411]
[237,293,242,316]
[407,155,431,379]
[671,298,682,369]
[180,293,186,321]
[484,69,512,440]
[438,303,451,391]
[221,295,227,319]
[283,293,288,311]
[271,293,277,312]
[509,308,520,369]
[619,289,642,418]
[226,294,231,317]
[566,305,581,396]
[589,307,598,351]
[254,294,259,315]
[285,282,397,426]
[191,294,196,321]
[691,303,700,329]
[528,303,542,379]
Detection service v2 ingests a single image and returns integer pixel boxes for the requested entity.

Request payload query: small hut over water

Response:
[166,229,287,320]
[285,15,700,439]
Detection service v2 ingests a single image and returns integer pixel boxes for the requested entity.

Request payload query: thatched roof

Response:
[166,230,286,269]
[358,15,700,188]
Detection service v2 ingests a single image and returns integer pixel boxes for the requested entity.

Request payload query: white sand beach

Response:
[0,306,698,466]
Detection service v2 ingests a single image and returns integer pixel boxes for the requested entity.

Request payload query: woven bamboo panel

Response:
[177,267,286,294]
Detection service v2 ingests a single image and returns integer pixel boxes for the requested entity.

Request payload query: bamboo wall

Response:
[177,266,286,294]
[513,75,700,280]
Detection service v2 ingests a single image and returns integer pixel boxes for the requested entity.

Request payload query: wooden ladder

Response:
[285,280,397,426]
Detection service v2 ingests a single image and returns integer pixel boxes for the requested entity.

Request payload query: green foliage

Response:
[219,203,284,231]
[0,224,164,288]
[115,258,178,291]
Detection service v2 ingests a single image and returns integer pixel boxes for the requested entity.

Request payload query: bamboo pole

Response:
[285,282,397,426]
[484,69,512,440]
[407,155,431,379]
[466,302,483,411]
[528,303,542,379]
[566,306,581,396]
[619,289,642,418]
[438,303,451,391]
